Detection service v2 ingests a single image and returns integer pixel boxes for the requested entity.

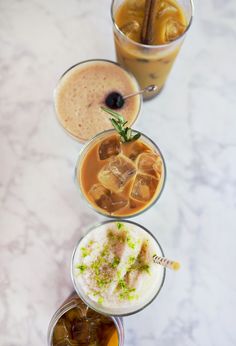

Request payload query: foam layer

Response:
[72,221,165,315]
[55,60,141,141]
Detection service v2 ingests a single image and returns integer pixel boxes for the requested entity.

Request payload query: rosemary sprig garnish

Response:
[101,107,141,143]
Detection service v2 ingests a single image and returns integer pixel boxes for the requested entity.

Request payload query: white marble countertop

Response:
[1,0,236,345]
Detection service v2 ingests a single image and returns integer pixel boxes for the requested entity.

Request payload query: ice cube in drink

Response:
[99,135,121,160]
[131,173,159,202]
[98,154,136,192]
[137,152,162,178]
[89,184,128,213]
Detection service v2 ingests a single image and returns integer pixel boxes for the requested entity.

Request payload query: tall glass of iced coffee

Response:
[111,0,194,99]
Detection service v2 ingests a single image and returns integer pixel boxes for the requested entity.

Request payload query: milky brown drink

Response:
[54,60,141,142]
[76,129,166,218]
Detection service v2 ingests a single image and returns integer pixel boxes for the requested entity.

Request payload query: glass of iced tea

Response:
[111,0,194,99]
[75,128,166,218]
[47,293,124,345]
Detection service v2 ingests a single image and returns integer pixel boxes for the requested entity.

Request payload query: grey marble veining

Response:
[1,0,236,345]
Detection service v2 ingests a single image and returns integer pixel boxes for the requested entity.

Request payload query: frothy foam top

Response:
[72,222,165,315]
[55,61,141,141]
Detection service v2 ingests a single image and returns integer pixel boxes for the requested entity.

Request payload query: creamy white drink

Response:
[71,221,165,316]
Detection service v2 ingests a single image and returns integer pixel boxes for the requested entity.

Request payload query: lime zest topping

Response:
[128,256,136,266]
[111,256,120,268]
[92,291,99,296]
[81,247,91,258]
[116,222,124,230]
[117,279,137,301]
[107,230,115,240]
[97,278,112,288]
[139,264,150,274]
[98,297,104,304]
[117,270,122,280]
[127,236,136,249]
[76,264,87,273]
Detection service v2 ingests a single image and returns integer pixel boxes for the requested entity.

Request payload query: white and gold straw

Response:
[153,254,181,271]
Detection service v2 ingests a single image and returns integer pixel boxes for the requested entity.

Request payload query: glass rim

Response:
[47,293,124,345]
[74,128,167,219]
[71,219,166,317]
[53,59,142,143]
[111,0,194,49]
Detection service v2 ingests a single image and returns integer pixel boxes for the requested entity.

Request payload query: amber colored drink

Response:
[48,295,123,346]
[112,0,193,99]
[76,130,166,217]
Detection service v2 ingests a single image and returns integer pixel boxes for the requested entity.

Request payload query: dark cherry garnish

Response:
[105,92,124,109]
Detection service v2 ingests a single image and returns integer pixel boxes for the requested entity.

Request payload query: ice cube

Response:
[157,1,177,18]
[98,135,121,160]
[98,155,136,192]
[53,319,70,342]
[127,0,145,11]
[126,141,148,161]
[89,184,109,201]
[66,306,85,322]
[89,184,128,213]
[164,19,185,42]
[86,308,100,320]
[131,174,158,202]
[137,152,162,179]
[71,318,89,342]
[120,21,140,38]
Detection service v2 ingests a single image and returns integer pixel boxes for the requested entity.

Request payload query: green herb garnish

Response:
[116,222,123,230]
[128,256,136,266]
[76,264,87,273]
[101,107,141,143]
[111,256,120,268]
[117,279,137,300]
[98,297,104,304]
[81,247,91,258]
[127,236,136,249]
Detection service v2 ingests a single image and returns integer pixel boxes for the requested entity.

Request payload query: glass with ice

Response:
[71,221,166,316]
[75,129,166,218]
[111,0,194,99]
[47,293,124,345]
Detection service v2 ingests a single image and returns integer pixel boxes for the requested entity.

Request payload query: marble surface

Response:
[1,0,236,345]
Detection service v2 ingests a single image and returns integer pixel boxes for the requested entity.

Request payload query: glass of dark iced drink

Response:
[47,293,124,345]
